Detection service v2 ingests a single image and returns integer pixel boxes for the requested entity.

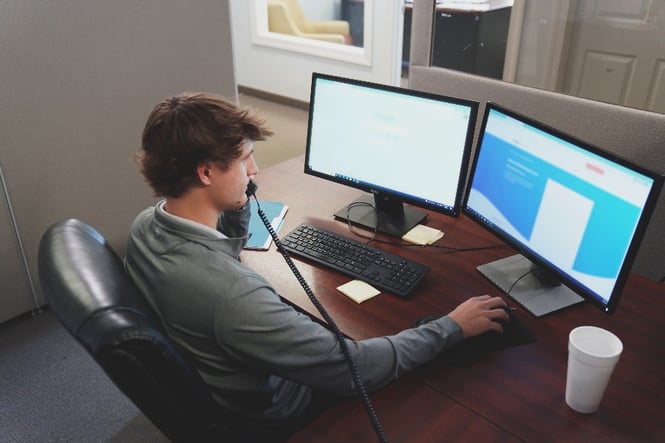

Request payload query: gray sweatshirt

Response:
[124,201,463,423]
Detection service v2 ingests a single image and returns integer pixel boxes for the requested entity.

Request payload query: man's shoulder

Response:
[129,206,156,231]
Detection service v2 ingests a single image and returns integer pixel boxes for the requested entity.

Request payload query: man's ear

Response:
[196,163,213,185]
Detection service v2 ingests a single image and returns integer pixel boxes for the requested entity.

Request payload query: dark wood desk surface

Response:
[244,155,665,442]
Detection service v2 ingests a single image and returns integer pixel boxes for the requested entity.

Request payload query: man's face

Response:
[209,140,258,211]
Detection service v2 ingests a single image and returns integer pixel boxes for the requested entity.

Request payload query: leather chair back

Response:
[37,219,230,442]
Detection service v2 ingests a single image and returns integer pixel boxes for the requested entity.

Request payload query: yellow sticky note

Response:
[337,280,381,304]
[402,224,444,245]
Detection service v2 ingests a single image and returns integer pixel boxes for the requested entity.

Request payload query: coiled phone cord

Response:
[251,195,389,443]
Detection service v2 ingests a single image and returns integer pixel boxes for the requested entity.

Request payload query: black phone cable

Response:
[252,195,389,443]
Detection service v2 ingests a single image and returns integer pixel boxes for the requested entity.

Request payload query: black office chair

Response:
[37,219,232,442]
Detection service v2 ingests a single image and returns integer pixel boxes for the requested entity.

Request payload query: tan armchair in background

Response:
[268,0,352,45]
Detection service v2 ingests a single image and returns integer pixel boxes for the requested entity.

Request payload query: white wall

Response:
[230,0,404,102]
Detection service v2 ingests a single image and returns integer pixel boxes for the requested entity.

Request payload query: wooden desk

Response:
[244,156,665,442]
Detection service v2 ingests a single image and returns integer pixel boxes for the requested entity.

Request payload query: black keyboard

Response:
[280,224,430,298]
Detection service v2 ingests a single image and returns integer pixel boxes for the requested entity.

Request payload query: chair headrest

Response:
[38,219,155,340]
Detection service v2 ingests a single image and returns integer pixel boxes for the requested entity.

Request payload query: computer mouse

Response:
[449,306,536,367]
[494,306,515,328]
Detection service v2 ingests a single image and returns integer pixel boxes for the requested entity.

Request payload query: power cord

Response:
[345,202,510,252]
[252,195,389,443]
[506,269,534,296]
[345,200,378,241]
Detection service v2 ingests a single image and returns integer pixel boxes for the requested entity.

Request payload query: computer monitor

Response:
[304,72,478,238]
[464,103,663,316]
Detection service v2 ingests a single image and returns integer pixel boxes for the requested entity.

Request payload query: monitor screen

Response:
[464,103,663,316]
[305,72,478,237]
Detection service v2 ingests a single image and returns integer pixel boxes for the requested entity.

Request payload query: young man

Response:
[125,92,509,439]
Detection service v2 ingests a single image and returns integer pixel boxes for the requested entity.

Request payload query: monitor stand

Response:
[333,193,427,238]
[477,254,584,317]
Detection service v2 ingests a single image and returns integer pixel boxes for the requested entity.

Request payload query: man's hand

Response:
[447,295,510,338]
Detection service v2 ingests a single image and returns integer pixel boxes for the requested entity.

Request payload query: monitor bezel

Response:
[304,72,479,219]
[463,102,663,314]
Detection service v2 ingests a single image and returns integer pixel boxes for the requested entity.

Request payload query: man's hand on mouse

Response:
[447,295,510,338]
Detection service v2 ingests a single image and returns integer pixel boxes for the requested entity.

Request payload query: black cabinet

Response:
[432,7,511,79]
[404,6,511,80]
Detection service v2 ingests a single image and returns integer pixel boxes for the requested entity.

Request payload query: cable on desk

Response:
[342,202,510,253]
[345,200,379,242]
[506,269,534,296]
[253,196,389,443]
[427,243,511,253]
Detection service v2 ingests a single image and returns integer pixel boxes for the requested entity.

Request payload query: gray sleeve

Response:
[214,275,463,395]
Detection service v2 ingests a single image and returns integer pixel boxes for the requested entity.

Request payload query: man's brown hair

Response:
[138,92,272,197]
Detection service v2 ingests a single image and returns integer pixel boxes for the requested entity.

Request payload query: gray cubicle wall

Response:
[408,0,665,281]
[0,0,238,322]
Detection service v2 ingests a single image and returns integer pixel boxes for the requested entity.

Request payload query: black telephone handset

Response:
[246,180,258,198]
[249,191,387,442]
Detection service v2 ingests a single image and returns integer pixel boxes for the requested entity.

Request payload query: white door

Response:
[230,0,405,102]
[562,0,665,113]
